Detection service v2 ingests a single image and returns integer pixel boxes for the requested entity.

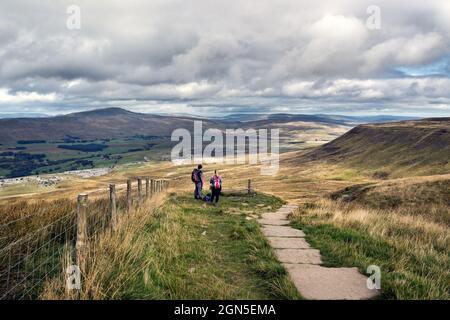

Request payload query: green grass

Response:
[325,169,361,181]
[105,192,300,299]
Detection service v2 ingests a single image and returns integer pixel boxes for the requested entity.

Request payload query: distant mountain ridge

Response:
[0,107,423,144]
[0,108,224,144]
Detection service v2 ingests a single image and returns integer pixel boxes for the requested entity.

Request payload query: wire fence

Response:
[0,178,169,300]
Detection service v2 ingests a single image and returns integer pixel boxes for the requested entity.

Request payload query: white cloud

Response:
[362,33,444,73]
[0,88,58,103]
[282,78,450,102]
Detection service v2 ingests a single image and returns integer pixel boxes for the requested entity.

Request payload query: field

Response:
[0,136,173,178]
[0,118,351,179]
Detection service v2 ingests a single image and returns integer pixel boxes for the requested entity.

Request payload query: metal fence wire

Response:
[0,178,169,300]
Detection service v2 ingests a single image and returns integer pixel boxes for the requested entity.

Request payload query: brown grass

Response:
[40,193,167,299]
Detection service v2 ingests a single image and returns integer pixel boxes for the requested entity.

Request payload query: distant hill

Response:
[303,118,450,177]
[0,108,227,144]
[0,107,349,144]
[0,107,356,178]
[0,107,422,144]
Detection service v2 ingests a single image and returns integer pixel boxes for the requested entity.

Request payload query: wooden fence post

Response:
[126,179,132,212]
[145,178,150,199]
[109,184,117,231]
[248,179,251,194]
[151,179,155,196]
[137,177,142,203]
[76,194,88,273]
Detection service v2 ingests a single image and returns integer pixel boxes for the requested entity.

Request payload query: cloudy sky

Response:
[0,0,449,117]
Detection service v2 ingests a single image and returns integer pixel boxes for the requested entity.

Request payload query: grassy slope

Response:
[42,192,301,300]
[304,119,450,178]
[330,175,450,225]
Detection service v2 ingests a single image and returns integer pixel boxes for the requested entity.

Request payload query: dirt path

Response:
[258,204,379,300]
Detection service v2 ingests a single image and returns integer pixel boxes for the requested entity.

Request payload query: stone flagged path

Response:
[258,218,289,226]
[262,225,306,237]
[275,248,322,264]
[267,237,310,249]
[257,204,379,300]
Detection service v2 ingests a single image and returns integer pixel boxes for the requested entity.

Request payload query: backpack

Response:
[212,175,221,189]
[191,169,199,183]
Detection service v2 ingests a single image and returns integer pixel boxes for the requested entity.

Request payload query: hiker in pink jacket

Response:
[209,170,222,205]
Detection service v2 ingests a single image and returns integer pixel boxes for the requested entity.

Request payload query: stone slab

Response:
[282,205,298,210]
[258,218,289,226]
[261,225,305,237]
[261,212,289,220]
[276,208,294,213]
[267,237,311,249]
[275,249,322,264]
[284,264,380,300]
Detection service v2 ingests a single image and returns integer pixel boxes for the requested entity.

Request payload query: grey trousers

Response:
[194,182,203,199]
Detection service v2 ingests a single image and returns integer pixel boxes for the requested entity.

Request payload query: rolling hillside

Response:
[0,108,355,178]
[303,118,450,177]
[0,108,226,143]
[0,107,413,144]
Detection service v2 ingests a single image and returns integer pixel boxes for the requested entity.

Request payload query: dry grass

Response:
[40,194,167,299]
[330,175,450,225]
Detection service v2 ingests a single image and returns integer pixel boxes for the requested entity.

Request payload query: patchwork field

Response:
[0,136,173,178]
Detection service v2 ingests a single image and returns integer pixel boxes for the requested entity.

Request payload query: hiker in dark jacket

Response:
[192,164,203,199]
[209,170,222,204]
